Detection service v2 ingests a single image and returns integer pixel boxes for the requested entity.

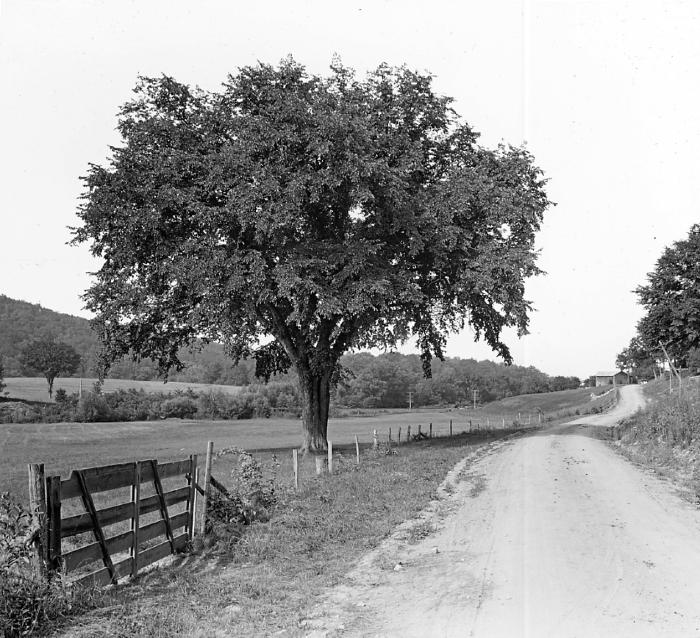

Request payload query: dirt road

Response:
[314,385,700,637]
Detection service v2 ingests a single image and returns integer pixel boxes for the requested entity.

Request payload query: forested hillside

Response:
[0,295,252,383]
[0,295,579,405]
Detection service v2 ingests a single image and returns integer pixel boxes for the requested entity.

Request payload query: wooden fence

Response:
[29,456,198,587]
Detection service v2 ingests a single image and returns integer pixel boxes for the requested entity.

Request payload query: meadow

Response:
[0,383,610,501]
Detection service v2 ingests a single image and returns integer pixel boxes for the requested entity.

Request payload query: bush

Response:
[76,392,115,422]
[196,390,271,420]
[206,449,279,536]
[160,395,198,419]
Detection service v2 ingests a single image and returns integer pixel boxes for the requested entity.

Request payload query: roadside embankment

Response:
[613,377,700,503]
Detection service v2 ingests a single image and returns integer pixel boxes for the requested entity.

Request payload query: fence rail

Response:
[30,455,198,587]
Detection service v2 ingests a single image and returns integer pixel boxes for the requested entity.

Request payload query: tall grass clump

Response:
[623,393,700,448]
[617,380,700,500]
[0,493,79,637]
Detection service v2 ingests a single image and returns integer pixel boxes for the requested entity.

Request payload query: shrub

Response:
[207,449,279,534]
[76,392,115,422]
[196,390,271,420]
[159,395,198,419]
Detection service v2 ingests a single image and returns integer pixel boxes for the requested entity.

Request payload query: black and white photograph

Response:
[1,1,700,636]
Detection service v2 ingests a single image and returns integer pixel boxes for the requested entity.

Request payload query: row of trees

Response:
[617,224,700,378]
[4,338,579,407]
[336,352,579,408]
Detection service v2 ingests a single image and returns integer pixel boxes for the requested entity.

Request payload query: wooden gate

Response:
[30,456,198,587]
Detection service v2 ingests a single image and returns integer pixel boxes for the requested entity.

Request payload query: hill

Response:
[0,295,252,383]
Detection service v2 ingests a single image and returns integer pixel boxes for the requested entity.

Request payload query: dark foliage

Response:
[636,224,700,364]
[19,337,81,398]
[72,58,552,451]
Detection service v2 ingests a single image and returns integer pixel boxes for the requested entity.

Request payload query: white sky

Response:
[1,0,698,378]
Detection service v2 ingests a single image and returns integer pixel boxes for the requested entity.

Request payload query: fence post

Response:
[373,429,379,449]
[418,424,422,437]
[398,426,402,444]
[407,425,411,441]
[449,419,453,437]
[186,455,197,542]
[388,427,392,443]
[28,463,47,578]
[429,423,433,438]
[502,417,505,429]
[293,449,299,487]
[198,441,214,536]
[328,440,333,475]
[355,435,360,465]
[131,461,142,576]
[46,475,62,576]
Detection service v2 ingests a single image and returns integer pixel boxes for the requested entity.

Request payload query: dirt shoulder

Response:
[309,386,700,637]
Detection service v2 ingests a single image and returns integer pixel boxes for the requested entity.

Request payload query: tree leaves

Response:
[73,58,551,385]
[636,224,700,364]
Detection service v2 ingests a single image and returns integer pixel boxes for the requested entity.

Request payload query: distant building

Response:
[594,370,631,386]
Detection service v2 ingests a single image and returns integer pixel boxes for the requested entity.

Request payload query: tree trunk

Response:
[298,371,331,454]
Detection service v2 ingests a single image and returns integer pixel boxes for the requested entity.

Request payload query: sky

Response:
[1,0,699,378]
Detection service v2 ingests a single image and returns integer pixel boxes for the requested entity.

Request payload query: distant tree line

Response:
[335,352,579,408]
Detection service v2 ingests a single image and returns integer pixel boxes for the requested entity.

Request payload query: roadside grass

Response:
[2,378,244,404]
[615,376,700,503]
[47,429,534,637]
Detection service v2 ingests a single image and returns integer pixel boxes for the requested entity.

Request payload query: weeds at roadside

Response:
[0,493,102,637]
[613,378,700,505]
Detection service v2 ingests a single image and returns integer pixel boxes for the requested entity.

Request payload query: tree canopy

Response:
[19,337,81,398]
[72,58,552,451]
[635,224,700,365]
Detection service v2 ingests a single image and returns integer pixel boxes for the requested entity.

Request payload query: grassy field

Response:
[2,377,243,403]
[1,385,609,502]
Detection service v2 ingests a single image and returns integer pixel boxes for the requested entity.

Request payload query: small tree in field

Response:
[72,59,552,453]
[19,338,81,398]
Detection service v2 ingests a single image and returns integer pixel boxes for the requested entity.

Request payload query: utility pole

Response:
[408,391,413,411]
